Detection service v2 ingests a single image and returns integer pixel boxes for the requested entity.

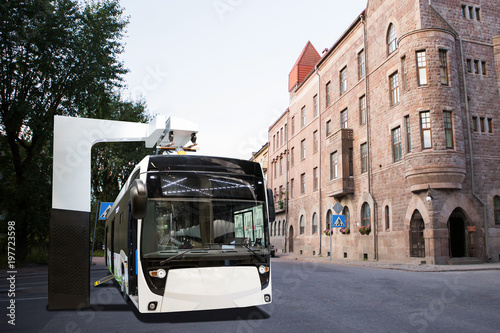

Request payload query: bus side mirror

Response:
[130,179,148,219]
[267,189,275,222]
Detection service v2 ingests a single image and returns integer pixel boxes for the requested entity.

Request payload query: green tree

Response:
[0,0,140,261]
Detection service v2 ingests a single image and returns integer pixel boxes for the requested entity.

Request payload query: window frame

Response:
[439,49,449,85]
[359,95,366,125]
[358,49,365,79]
[312,213,318,234]
[313,130,318,153]
[405,115,412,153]
[326,119,332,136]
[330,151,338,180]
[300,173,306,195]
[420,111,432,149]
[313,94,318,117]
[326,81,332,106]
[342,206,350,229]
[340,66,347,95]
[299,215,305,235]
[340,108,348,129]
[300,139,306,160]
[361,143,368,174]
[443,111,454,148]
[361,202,371,227]
[494,196,500,225]
[389,71,400,106]
[313,167,318,191]
[416,50,428,86]
[392,126,402,162]
[290,178,294,198]
[387,24,397,55]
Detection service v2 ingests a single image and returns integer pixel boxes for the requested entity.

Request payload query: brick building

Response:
[268,0,500,264]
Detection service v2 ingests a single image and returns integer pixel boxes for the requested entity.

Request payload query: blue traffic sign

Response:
[332,215,345,228]
[99,202,114,220]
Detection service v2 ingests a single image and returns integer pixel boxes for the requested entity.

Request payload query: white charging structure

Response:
[48,115,198,310]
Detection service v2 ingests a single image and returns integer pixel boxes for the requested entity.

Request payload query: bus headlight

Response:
[258,265,269,275]
[149,269,166,279]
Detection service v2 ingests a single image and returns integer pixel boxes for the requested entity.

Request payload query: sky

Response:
[118,0,367,160]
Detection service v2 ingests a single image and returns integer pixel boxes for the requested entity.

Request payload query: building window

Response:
[301,106,306,128]
[475,7,481,21]
[416,51,428,86]
[474,60,480,74]
[343,207,350,229]
[312,213,318,234]
[326,210,332,230]
[279,185,283,201]
[461,5,466,18]
[313,95,318,117]
[468,6,474,20]
[278,221,281,236]
[301,139,306,160]
[299,215,305,235]
[340,108,348,129]
[291,116,295,136]
[420,111,432,149]
[300,173,305,194]
[385,205,390,230]
[290,178,294,198]
[401,56,408,91]
[392,126,402,162]
[358,49,365,79]
[472,116,478,132]
[340,66,347,94]
[330,151,338,180]
[443,111,454,148]
[481,61,487,75]
[348,148,353,177]
[313,130,318,153]
[494,196,500,225]
[361,143,368,173]
[284,124,288,142]
[361,202,370,227]
[480,117,485,133]
[439,50,449,85]
[410,210,425,258]
[390,72,400,106]
[387,24,397,55]
[313,167,318,191]
[359,95,366,125]
[487,118,493,133]
[291,147,295,165]
[326,81,332,106]
[466,59,472,73]
[273,161,277,179]
[279,157,283,175]
[326,120,332,136]
[405,115,412,153]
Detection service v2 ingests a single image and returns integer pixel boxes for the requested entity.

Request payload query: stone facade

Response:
[268,0,500,264]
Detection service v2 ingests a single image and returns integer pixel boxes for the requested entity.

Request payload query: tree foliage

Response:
[0,0,150,261]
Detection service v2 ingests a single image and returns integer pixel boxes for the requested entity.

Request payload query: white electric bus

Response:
[104,154,275,313]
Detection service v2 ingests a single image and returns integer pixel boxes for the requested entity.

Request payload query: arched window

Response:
[494,196,500,225]
[410,210,425,258]
[283,220,286,236]
[326,210,332,230]
[299,215,305,235]
[312,213,318,234]
[387,24,397,55]
[385,205,390,230]
[342,207,350,229]
[278,220,281,236]
[272,222,275,236]
[361,202,370,227]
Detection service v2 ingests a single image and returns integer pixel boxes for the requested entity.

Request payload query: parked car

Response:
[270,244,276,257]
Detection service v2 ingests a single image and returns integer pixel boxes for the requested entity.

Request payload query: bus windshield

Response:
[141,172,269,260]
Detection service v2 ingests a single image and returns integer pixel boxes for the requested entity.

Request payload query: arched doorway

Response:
[288,226,294,253]
[409,210,425,258]
[448,208,467,257]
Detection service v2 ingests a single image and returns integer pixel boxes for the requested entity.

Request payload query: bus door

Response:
[128,206,138,295]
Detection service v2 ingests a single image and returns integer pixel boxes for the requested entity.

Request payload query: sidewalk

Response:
[274,253,500,272]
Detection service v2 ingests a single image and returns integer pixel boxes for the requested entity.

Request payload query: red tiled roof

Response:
[288,41,321,92]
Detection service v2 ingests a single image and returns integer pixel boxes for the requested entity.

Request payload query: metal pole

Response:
[91,200,100,265]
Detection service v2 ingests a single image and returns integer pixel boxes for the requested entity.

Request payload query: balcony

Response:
[275,198,287,213]
[325,128,354,198]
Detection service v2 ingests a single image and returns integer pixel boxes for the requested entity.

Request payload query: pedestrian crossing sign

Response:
[99,202,114,220]
[332,215,345,228]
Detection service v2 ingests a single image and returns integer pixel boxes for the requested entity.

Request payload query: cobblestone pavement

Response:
[275,253,500,272]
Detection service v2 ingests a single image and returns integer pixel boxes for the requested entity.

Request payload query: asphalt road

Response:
[1,258,500,332]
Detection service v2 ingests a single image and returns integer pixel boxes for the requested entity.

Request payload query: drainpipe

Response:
[428,0,489,261]
[285,109,289,253]
[315,66,323,256]
[361,14,377,260]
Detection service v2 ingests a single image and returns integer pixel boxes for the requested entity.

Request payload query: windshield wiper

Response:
[242,244,266,263]
[159,248,209,265]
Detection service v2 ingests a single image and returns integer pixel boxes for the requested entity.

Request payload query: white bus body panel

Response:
[161,266,265,312]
